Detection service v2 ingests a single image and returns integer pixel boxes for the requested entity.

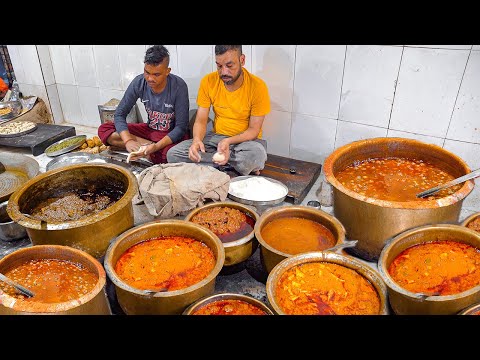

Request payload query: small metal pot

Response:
[182,292,274,315]
[0,245,111,315]
[461,212,480,230]
[184,201,260,266]
[0,200,26,241]
[378,224,480,315]
[104,219,225,315]
[6,163,138,259]
[458,302,480,315]
[254,205,346,274]
[266,251,389,315]
[323,137,474,262]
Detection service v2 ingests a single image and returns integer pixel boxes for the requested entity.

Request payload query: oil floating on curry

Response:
[336,157,462,202]
[388,240,480,296]
[275,262,381,315]
[114,236,216,292]
[260,217,336,255]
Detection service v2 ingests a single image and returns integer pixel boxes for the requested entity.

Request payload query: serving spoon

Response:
[416,168,480,198]
[0,272,35,298]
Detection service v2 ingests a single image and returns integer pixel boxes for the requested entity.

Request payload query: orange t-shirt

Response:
[196,68,270,138]
[0,77,8,92]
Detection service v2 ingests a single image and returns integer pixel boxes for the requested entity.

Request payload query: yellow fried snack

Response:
[86,139,95,148]
[93,136,103,147]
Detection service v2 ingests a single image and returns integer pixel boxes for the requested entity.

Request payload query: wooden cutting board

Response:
[0,123,76,156]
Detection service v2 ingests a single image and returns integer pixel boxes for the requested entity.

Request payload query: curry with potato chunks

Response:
[192,299,267,315]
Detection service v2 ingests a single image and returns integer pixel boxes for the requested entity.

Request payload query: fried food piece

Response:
[93,136,103,147]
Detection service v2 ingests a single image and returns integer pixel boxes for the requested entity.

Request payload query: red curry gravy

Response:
[115,236,216,292]
[261,217,336,255]
[0,259,98,303]
[388,240,480,296]
[336,157,462,201]
[192,299,267,315]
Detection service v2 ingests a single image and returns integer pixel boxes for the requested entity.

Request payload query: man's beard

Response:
[221,69,242,85]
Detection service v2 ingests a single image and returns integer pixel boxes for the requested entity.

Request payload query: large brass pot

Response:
[266,251,389,315]
[377,224,480,315]
[184,201,259,266]
[6,163,138,259]
[0,245,111,315]
[323,137,474,261]
[254,205,346,274]
[104,219,225,315]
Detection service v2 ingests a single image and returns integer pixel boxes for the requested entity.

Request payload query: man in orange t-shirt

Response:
[0,77,8,100]
[167,45,271,175]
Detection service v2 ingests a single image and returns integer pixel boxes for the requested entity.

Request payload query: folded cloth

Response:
[133,162,231,218]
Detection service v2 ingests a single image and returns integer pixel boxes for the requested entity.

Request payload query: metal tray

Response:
[44,135,87,157]
[0,122,37,138]
[228,175,289,207]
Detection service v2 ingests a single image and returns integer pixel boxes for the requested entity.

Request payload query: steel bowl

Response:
[458,302,480,315]
[182,292,274,315]
[266,251,389,315]
[184,201,260,266]
[6,163,138,259]
[378,224,480,315]
[0,245,111,315]
[104,219,225,315]
[254,205,347,274]
[0,200,27,241]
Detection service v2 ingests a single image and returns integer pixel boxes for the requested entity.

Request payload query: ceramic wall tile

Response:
[387,129,444,147]
[118,45,145,90]
[405,45,472,50]
[443,139,480,211]
[390,47,469,138]
[49,45,76,85]
[447,51,480,143]
[6,45,26,84]
[70,46,98,88]
[36,45,55,86]
[99,89,125,105]
[78,86,102,127]
[177,45,213,100]
[473,45,480,50]
[93,45,122,90]
[262,110,291,157]
[289,113,337,163]
[46,84,64,124]
[57,84,82,124]
[164,45,178,74]
[335,120,387,149]
[252,45,296,113]
[339,45,402,127]
[17,46,44,86]
[293,45,346,119]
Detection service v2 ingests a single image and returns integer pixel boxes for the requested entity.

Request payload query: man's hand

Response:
[215,139,230,165]
[125,139,140,152]
[189,139,205,162]
[143,143,157,156]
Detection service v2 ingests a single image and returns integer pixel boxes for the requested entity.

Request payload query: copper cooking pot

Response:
[254,205,347,274]
[0,245,111,315]
[266,251,389,315]
[184,201,260,266]
[378,224,480,315]
[104,219,225,315]
[6,163,138,259]
[323,137,474,262]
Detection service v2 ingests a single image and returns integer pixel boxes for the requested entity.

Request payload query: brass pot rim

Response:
[461,212,480,228]
[254,205,347,257]
[378,223,480,302]
[104,219,225,298]
[265,251,389,315]
[0,245,106,313]
[323,137,474,209]
[458,302,480,315]
[6,163,138,230]
[182,292,275,315]
[184,201,260,248]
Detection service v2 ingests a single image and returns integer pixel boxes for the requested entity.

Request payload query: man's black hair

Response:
[144,45,170,66]
[215,45,242,56]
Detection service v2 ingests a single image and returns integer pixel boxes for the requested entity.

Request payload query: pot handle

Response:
[327,239,358,253]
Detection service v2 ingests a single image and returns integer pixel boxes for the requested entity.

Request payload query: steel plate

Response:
[0,122,37,138]
[0,153,40,202]
[44,135,87,157]
[227,175,288,207]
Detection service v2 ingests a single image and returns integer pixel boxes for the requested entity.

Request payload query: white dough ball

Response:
[213,152,226,162]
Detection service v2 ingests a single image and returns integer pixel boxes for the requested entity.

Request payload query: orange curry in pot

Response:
[192,299,267,315]
[190,207,255,243]
[275,262,381,315]
[467,218,480,233]
[336,157,462,202]
[0,259,98,303]
[388,240,480,296]
[261,217,336,255]
[114,236,216,292]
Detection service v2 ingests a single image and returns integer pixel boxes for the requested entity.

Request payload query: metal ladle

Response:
[0,272,35,298]
[416,168,480,198]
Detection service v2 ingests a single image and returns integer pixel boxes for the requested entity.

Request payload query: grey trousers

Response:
[166,132,267,176]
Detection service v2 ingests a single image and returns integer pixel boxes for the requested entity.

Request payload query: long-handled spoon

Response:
[0,272,35,298]
[416,168,480,198]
